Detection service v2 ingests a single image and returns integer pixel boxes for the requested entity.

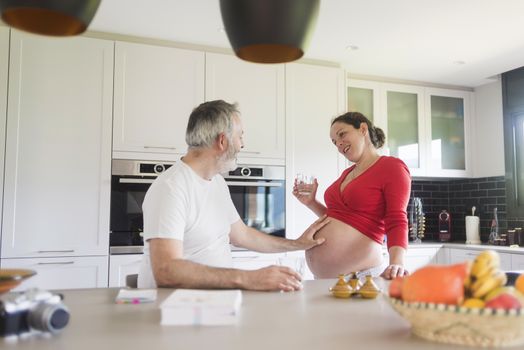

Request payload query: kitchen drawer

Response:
[448,248,512,271]
[1,256,109,290]
[231,251,283,271]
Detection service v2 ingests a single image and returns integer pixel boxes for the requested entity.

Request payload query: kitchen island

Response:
[3,279,461,350]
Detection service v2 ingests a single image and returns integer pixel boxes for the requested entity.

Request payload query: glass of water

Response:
[278,257,306,277]
[295,173,314,195]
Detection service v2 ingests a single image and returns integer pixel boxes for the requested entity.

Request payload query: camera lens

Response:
[28,303,70,334]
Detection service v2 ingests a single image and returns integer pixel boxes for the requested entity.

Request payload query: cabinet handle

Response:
[38,250,75,253]
[37,261,75,265]
[512,124,519,203]
[232,256,260,260]
[143,146,176,150]
[225,181,283,187]
[119,178,155,184]
[239,151,261,155]
[465,252,478,256]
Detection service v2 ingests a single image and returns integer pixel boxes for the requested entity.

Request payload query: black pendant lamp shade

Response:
[0,0,101,36]
[219,0,320,64]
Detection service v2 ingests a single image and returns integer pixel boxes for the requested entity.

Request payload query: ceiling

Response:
[89,0,524,88]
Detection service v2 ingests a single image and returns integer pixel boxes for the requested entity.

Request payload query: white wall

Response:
[473,79,505,177]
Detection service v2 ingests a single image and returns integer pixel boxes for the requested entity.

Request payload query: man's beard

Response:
[217,144,238,173]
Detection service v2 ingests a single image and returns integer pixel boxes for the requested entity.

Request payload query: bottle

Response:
[488,207,499,244]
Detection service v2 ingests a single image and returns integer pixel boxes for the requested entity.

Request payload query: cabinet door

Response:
[1,256,109,290]
[206,53,285,163]
[285,63,346,238]
[231,251,283,270]
[403,247,439,272]
[511,254,524,272]
[113,41,205,159]
[383,84,426,177]
[2,31,113,258]
[0,27,8,239]
[426,88,472,177]
[109,254,143,287]
[347,79,381,125]
[449,248,512,271]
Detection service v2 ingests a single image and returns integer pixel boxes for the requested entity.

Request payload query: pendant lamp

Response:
[0,0,101,36]
[219,0,320,64]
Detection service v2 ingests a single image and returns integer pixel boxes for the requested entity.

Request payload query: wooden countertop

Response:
[3,279,459,350]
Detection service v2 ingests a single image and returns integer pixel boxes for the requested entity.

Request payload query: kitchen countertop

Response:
[3,280,462,350]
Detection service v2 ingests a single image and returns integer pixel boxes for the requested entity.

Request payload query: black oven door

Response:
[110,176,155,247]
[226,180,285,238]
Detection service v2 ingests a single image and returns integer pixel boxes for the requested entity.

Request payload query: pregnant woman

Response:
[293,112,411,280]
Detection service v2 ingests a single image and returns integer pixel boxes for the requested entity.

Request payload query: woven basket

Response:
[387,296,524,347]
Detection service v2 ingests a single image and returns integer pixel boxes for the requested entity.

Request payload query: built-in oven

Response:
[109,160,286,254]
[110,159,174,254]
[225,165,286,238]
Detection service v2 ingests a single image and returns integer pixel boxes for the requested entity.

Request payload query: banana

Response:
[473,264,499,281]
[470,251,500,277]
[471,271,507,299]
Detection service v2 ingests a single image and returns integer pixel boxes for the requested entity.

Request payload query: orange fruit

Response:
[401,262,470,305]
[388,276,404,299]
[515,274,524,295]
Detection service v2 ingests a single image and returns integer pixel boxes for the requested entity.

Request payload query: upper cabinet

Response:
[113,41,205,161]
[2,30,113,258]
[348,79,472,177]
[425,88,470,177]
[205,53,285,164]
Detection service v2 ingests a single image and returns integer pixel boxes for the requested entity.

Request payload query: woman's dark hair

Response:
[331,112,385,149]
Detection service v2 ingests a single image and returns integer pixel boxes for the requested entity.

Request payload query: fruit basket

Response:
[387,296,524,347]
[0,269,36,294]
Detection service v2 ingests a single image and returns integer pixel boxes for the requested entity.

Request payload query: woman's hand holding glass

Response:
[293,173,318,205]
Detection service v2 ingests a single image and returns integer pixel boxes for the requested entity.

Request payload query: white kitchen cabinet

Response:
[511,254,524,272]
[448,248,512,271]
[109,254,143,287]
[425,88,472,177]
[382,246,440,273]
[347,79,473,177]
[1,256,109,290]
[286,63,346,237]
[1,31,113,258]
[403,247,439,272]
[381,83,426,177]
[0,27,8,240]
[231,251,283,271]
[205,53,285,164]
[113,41,205,161]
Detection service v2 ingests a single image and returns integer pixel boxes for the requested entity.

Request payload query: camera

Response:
[0,288,70,336]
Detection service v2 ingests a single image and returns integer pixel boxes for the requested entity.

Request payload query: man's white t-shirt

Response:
[137,161,240,288]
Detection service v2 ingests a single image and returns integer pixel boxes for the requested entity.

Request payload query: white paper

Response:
[160,289,242,326]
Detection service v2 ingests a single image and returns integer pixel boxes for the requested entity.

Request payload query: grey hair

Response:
[185,100,240,149]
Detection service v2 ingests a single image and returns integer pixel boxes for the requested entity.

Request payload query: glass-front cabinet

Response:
[347,79,471,177]
[383,84,425,177]
[426,88,470,177]
[347,79,380,124]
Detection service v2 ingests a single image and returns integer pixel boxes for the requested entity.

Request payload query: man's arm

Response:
[149,238,302,291]
[229,215,329,253]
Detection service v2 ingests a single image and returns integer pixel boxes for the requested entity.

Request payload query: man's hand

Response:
[380,264,409,280]
[243,266,303,292]
[294,215,330,250]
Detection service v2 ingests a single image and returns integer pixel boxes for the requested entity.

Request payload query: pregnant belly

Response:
[306,217,384,278]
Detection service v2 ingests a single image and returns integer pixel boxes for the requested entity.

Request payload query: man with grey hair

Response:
[138,100,328,291]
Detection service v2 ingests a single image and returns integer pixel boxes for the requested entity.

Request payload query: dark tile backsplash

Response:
[409,176,524,243]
